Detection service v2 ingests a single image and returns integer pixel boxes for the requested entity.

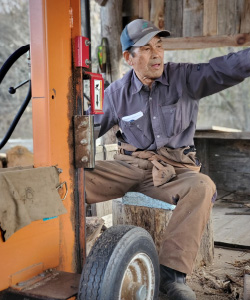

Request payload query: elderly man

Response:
[86,19,250,299]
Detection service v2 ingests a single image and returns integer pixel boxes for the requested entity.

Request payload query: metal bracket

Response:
[56,181,68,200]
[74,115,95,169]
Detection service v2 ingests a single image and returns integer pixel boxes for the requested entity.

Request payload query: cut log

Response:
[6,145,33,167]
[113,197,214,270]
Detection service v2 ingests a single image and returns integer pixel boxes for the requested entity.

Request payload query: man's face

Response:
[124,36,164,87]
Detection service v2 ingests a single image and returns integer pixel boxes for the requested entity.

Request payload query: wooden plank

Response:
[239,0,250,33]
[208,140,250,158]
[210,171,250,193]
[218,0,238,35]
[213,202,250,247]
[203,0,218,36]
[139,0,150,20]
[210,158,250,174]
[150,0,164,29]
[162,33,250,49]
[164,0,183,37]
[194,129,250,139]
[183,0,204,37]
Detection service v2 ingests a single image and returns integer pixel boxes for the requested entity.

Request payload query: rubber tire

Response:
[78,225,160,300]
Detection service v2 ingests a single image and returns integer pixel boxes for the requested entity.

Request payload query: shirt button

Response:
[137,124,140,128]
[149,97,152,100]
[157,135,160,138]
[153,116,156,120]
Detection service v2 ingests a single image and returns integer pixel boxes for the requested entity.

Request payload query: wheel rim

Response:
[119,253,155,300]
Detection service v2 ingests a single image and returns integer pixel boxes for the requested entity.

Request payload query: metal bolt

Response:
[85,40,91,46]
[80,139,88,145]
[81,156,88,162]
[85,59,91,66]
[57,168,63,174]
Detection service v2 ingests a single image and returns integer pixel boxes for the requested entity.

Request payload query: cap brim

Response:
[133,30,170,47]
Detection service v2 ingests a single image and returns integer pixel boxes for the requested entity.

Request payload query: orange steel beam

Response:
[0,0,85,290]
[30,0,84,272]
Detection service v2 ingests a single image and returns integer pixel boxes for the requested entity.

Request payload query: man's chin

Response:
[151,69,164,79]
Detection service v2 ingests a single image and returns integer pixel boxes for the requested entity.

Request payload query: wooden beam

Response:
[203,0,218,36]
[162,33,250,50]
[194,130,250,140]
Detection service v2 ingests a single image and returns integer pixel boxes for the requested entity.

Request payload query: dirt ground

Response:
[159,247,250,300]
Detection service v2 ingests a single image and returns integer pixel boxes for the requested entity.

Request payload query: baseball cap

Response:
[120,19,170,52]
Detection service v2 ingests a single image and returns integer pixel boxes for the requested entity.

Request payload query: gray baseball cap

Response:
[120,19,170,52]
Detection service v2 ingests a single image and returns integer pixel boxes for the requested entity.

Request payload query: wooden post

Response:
[99,0,123,145]
[113,198,214,270]
[100,0,123,82]
[150,0,165,29]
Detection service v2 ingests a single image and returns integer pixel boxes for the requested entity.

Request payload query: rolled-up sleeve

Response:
[186,48,250,100]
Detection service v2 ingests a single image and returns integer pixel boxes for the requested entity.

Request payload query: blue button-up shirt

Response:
[98,48,250,150]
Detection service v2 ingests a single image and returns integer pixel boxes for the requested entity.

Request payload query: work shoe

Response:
[159,265,196,300]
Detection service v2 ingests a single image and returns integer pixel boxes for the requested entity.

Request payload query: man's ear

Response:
[123,51,133,66]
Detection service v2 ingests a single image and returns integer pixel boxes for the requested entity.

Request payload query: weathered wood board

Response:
[121,0,250,41]
[195,137,250,194]
[212,199,250,247]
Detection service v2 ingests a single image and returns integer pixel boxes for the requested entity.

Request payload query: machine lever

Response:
[9,79,30,94]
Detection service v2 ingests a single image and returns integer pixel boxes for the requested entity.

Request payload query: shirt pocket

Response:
[160,96,196,138]
[120,111,153,149]
[160,100,182,138]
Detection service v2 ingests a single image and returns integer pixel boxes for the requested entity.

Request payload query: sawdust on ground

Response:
[159,247,250,300]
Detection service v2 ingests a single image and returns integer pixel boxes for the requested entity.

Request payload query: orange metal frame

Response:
[0,0,85,290]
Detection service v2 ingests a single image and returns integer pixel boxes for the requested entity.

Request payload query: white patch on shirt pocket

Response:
[121,111,143,122]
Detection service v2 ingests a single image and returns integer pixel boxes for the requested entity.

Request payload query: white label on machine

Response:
[94,79,102,110]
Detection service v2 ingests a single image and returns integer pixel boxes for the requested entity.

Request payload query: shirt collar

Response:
[131,71,143,94]
[131,65,169,94]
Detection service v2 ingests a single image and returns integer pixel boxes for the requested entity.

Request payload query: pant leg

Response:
[85,160,145,204]
[86,160,216,275]
[137,168,216,275]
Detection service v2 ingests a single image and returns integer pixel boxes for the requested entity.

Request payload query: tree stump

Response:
[112,194,214,270]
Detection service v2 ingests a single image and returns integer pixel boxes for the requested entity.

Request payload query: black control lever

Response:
[9,79,30,94]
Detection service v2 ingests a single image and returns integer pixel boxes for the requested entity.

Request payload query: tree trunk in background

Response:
[100,0,123,144]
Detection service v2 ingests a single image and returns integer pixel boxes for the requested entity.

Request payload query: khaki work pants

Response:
[85,157,216,275]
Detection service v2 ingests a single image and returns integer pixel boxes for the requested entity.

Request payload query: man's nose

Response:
[151,47,160,58]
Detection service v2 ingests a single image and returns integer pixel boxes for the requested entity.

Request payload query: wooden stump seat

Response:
[112,192,214,270]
